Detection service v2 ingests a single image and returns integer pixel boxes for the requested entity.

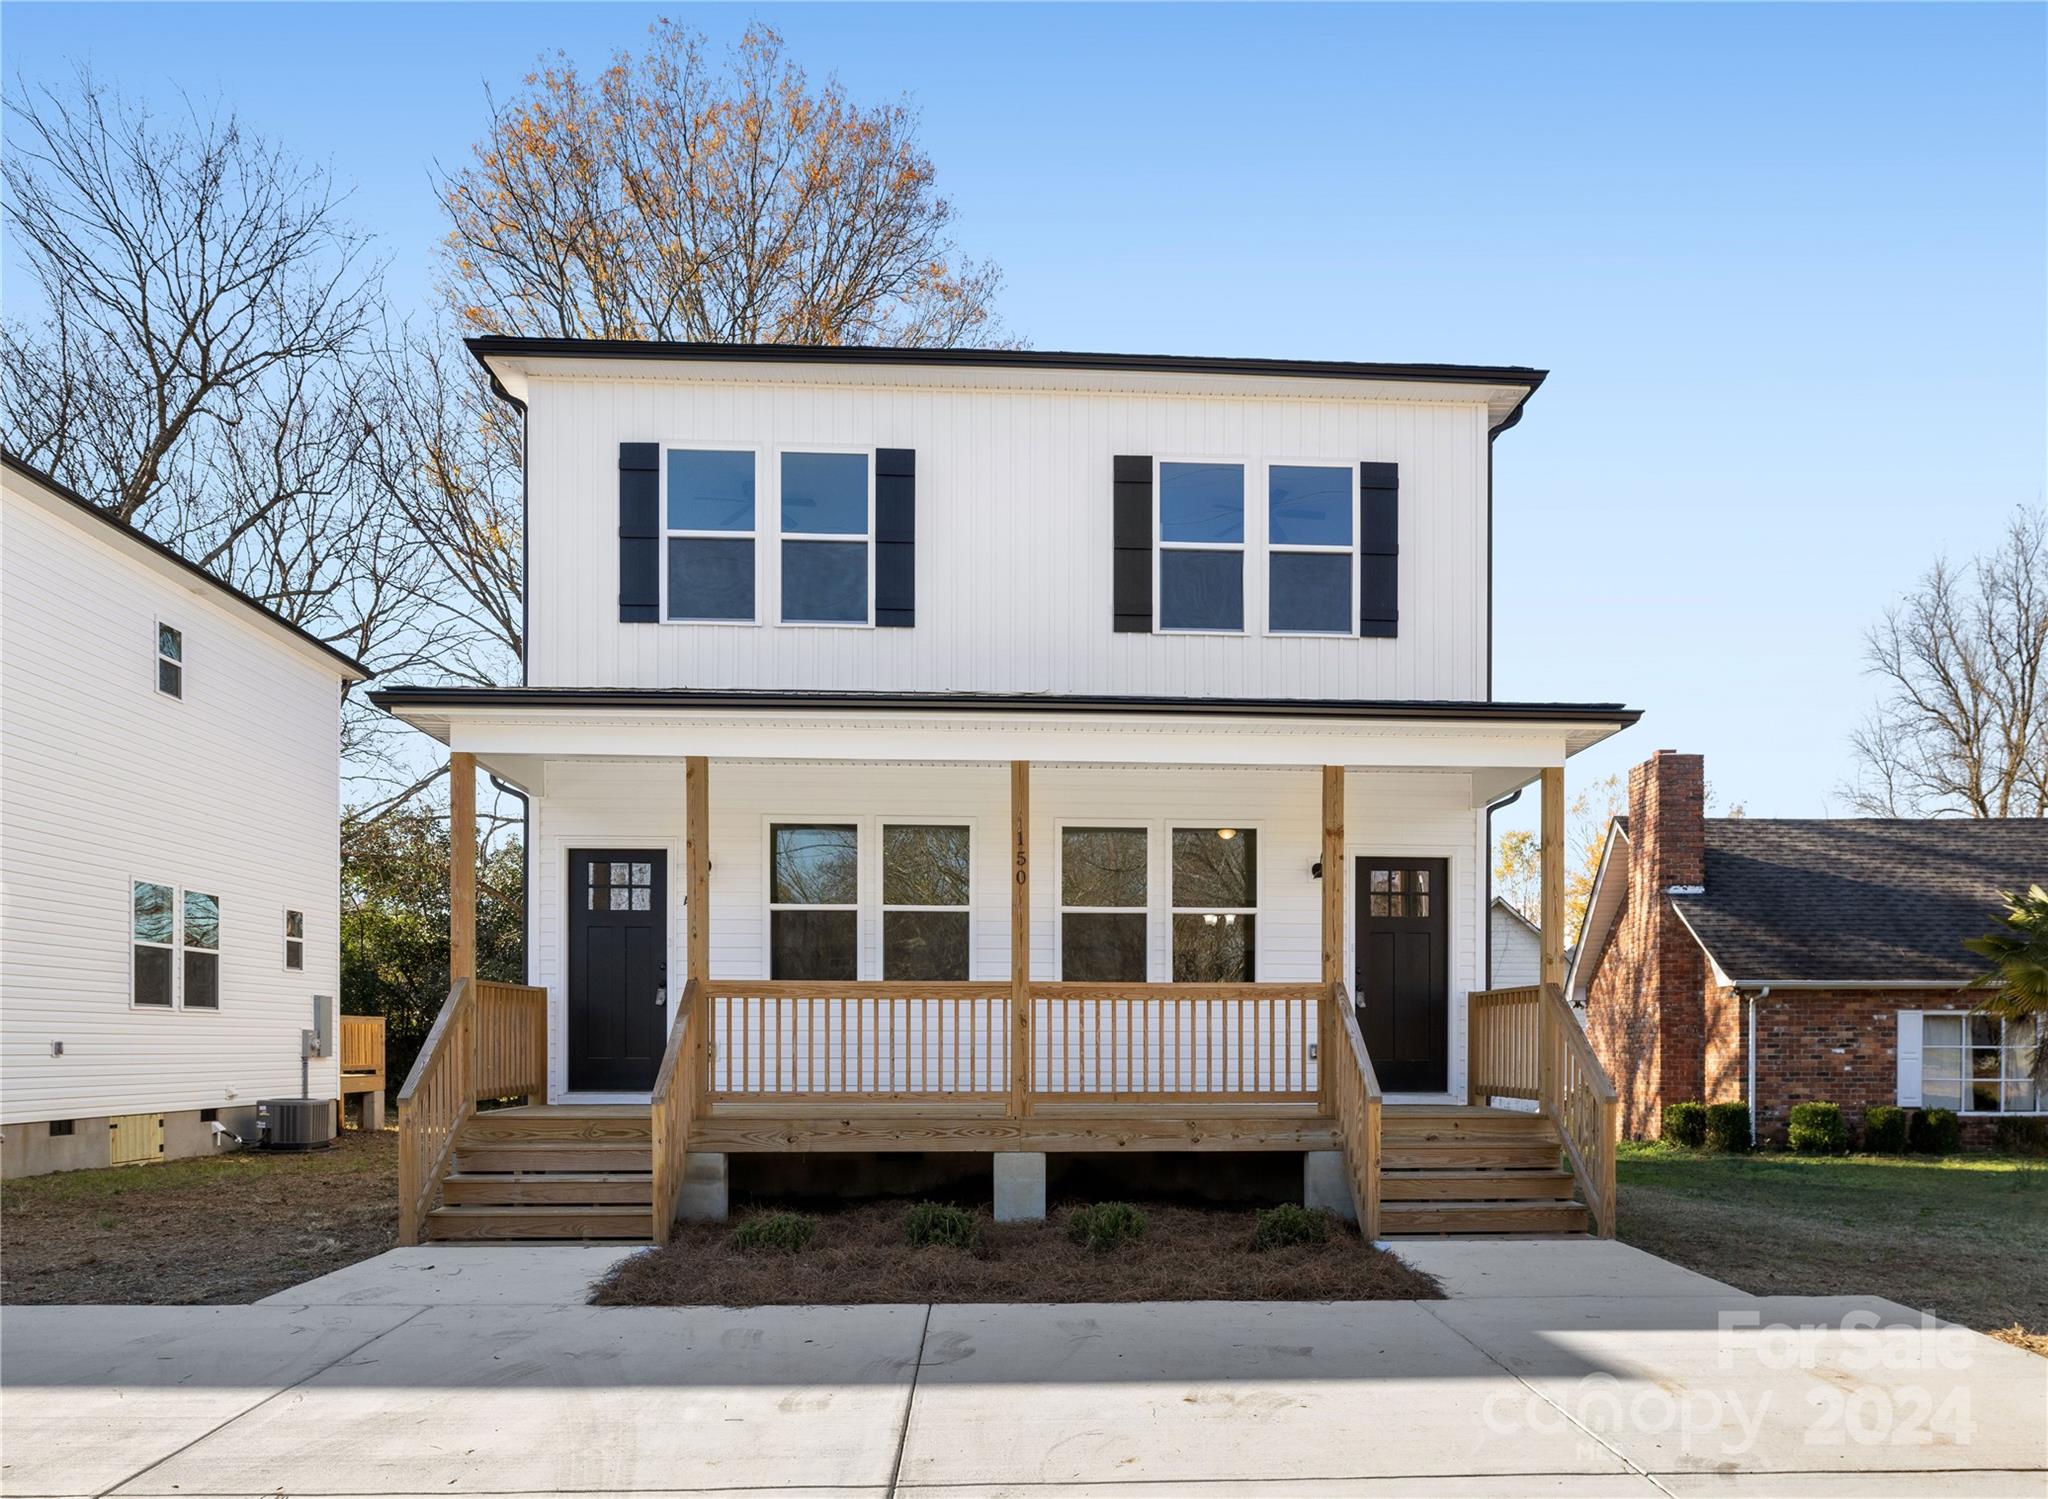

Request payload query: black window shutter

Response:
[1359,461,1398,637]
[619,443,660,623]
[1113,455,1153,632]
[874,448,916,628]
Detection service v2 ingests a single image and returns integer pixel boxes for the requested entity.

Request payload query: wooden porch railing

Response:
[339,1014,386,1083]
[395,976,550,1245]
[1324,980,1382,1239]
[1464,981,1619,1237]
[705,982,1013,1102]
[1030,982,1323,1104]
[650,979,707,1245]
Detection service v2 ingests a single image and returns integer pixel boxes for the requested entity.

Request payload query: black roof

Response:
[2,450,370,679]
[1673,820,2048,984]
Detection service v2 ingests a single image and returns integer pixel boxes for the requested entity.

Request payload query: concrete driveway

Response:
[3,1242,2043,1498]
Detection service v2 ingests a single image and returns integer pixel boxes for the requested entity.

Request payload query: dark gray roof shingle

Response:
[1674,820,2048,985]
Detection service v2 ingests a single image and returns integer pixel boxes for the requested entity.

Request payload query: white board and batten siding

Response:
[521,372,1492,700]
[529,760,1482,1101]
[1,470,357,1126]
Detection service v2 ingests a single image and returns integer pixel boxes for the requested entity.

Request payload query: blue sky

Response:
[5,3,2044,833]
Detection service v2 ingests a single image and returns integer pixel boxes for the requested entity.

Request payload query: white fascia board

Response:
[1566,819,1630,1005]
[418,706,1583,773]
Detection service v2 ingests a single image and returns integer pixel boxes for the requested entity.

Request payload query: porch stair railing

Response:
[1465,981,1620,1236]
[1324,980,1383,1239]
[649,979,707,1246]
[395,976,550,1245]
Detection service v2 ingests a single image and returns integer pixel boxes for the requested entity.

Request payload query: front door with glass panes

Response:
[567,850,667,1091]
[1354,856,1449,1093]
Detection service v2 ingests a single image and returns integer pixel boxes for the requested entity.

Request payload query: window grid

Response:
[1265,464,1357,637]
[1921,1013,2041,1114]
[778,448,875,627]
[1154,459,1246,635]
[662,445,760,624]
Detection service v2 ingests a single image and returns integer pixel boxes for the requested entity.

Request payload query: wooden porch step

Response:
[1381,1114,1556,1143]
[453,1142,653,1174]
[1380,1199,1591,1236]
[461,1109,652,1144]
[1379,1141,1563,1171]
[424,1203,652,1242]
[440,1172,654,1207]
[1378,1168,1578,1202]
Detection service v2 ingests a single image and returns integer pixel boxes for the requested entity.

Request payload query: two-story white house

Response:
[2,453,375,1177]
[375,340,1636,1244]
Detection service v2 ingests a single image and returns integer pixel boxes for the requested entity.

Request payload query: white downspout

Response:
[1747,986,1770,1144]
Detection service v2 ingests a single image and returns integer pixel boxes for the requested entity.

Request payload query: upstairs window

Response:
[665,448,757,622]
[284,909,305,971]
[1171,828,1258,981]
[781,452,871,624]
[1060,827,1149,981]
[1267,466,1355,635]
[1156,462,1244,632]
[770,823,859,979]
[156,624,183,697]
[882,824,971,981]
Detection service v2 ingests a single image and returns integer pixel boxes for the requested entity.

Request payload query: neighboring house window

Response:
[665,448,757,622]
[1267,465,1355,635]
[182,891,221,1009]
[1157,462,1244,632]
[770,823,859,979]
[780,451,870,624]
[284,909,305,971]
[133,880,176,1006]
[156,623,183,697]
[1171,827,1258,982]
[1060,827,1149,981]
[882,824,971,981]
[1922,1013,2040,1113]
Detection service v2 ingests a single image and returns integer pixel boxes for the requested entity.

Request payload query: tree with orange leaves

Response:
[438,21,1007,347]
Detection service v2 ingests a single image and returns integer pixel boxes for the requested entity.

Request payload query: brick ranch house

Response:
[1571,750,2045,1148]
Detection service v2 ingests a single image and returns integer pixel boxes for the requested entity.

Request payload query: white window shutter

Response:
[1896,1011,1923,1107]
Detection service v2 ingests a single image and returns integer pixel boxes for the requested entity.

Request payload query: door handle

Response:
[655,986,667,1007]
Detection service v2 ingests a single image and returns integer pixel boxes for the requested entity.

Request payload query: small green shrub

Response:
[1661,1101,1708,1149]
[1066,1201,1146,1253]
[903,1201,978,1249]
[1787,1102,1847,1155]
[1704,1101,1751,1153]
[1909,1107,1962,1155]
[1862,1105,1909,1154]
[1250,1204,1332,1251]
[729,1210,815,1254]
[1992,1116,2048,1157]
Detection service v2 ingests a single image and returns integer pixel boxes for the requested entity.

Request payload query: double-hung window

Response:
[882,824,971,981]
[1171,828,1258,981]
[156,624,183,697]
[769,823,859,979]
[1267,465,1356,634]
[665,448,757,621]
[1921,1014,2040,1114]
[1157,462,1244,632]
[781,451,871,624]
[132,880,220,1008]
[1059,827,1149,981]
[284,909,305,971]
[182,891,221,1008]
[133,881,176,1006]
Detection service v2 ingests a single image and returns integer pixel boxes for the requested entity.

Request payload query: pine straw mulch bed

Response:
[592,1200,1441,1306]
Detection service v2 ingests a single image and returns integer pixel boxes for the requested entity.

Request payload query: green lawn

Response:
[1616,1142,2048,1343]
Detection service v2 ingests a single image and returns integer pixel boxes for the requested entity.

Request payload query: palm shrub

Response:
[1909,1107,1962,1155]
[903,1202,978,1249]
[1787,1102,1847,1155]
[1863,1105,1909,1154]
[1964,884,2048,1087]
[1662,1101,1708,1149]
[729,1210,815,1254]
[1704,1101,1751,1153]
[1066,1201,1145,1252]
[1250,1204,1332,1251]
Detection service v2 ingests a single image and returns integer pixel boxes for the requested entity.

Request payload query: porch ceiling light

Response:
[1216,828,1237,839]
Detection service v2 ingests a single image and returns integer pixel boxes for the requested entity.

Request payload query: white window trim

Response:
[130,875,179,1011]
[659,441,765,626]
[763,816,864,979]
[1261,460,1359,639]
[758,815,983,980]
[1050,820,1266,983]
[1168,823,1264,982]
[878,818,977,982]
[180,887,223,1011]
[1153,457,1248,636]
[1915,1009,2046,1116]
[1054,823,1152,982]
[284,906,306,973]
[774,445,877,629]
[154,619,183,698]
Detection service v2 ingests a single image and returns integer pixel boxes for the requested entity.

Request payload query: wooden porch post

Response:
[686,756,711,1107]
[1539,765,1566,1114]
[449,752,476,985]
[1009,760,1032,1117]
[1320,766,1345,1114]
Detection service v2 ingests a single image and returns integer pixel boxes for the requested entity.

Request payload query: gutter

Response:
[1482,786,1525,990]
[488,773,531,985]
[1746,986,1768,1144]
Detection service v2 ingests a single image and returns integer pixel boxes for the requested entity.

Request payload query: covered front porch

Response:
[376,690,1631,1245]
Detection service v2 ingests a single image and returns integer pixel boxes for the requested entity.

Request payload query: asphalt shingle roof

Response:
[1674,820,2048,985]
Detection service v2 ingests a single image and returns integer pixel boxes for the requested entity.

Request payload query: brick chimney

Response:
[1587,751,1709,1136]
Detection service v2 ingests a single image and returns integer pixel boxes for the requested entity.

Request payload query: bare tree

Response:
[1843,509,2048,818]
[437,21,1006,347]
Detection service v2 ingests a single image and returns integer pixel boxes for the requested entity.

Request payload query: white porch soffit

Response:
[371,689,1638,785]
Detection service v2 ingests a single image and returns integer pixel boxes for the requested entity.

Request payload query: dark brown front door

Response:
[568,850,667,1092]
[1355,856,1449,1093]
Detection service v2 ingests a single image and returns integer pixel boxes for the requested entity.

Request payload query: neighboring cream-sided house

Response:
[2,453,370,1177]
[1489,897,1543,989]
[376,340,1639,1244]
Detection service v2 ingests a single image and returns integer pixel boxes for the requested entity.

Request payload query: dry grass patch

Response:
[594,1199,1439,1307]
